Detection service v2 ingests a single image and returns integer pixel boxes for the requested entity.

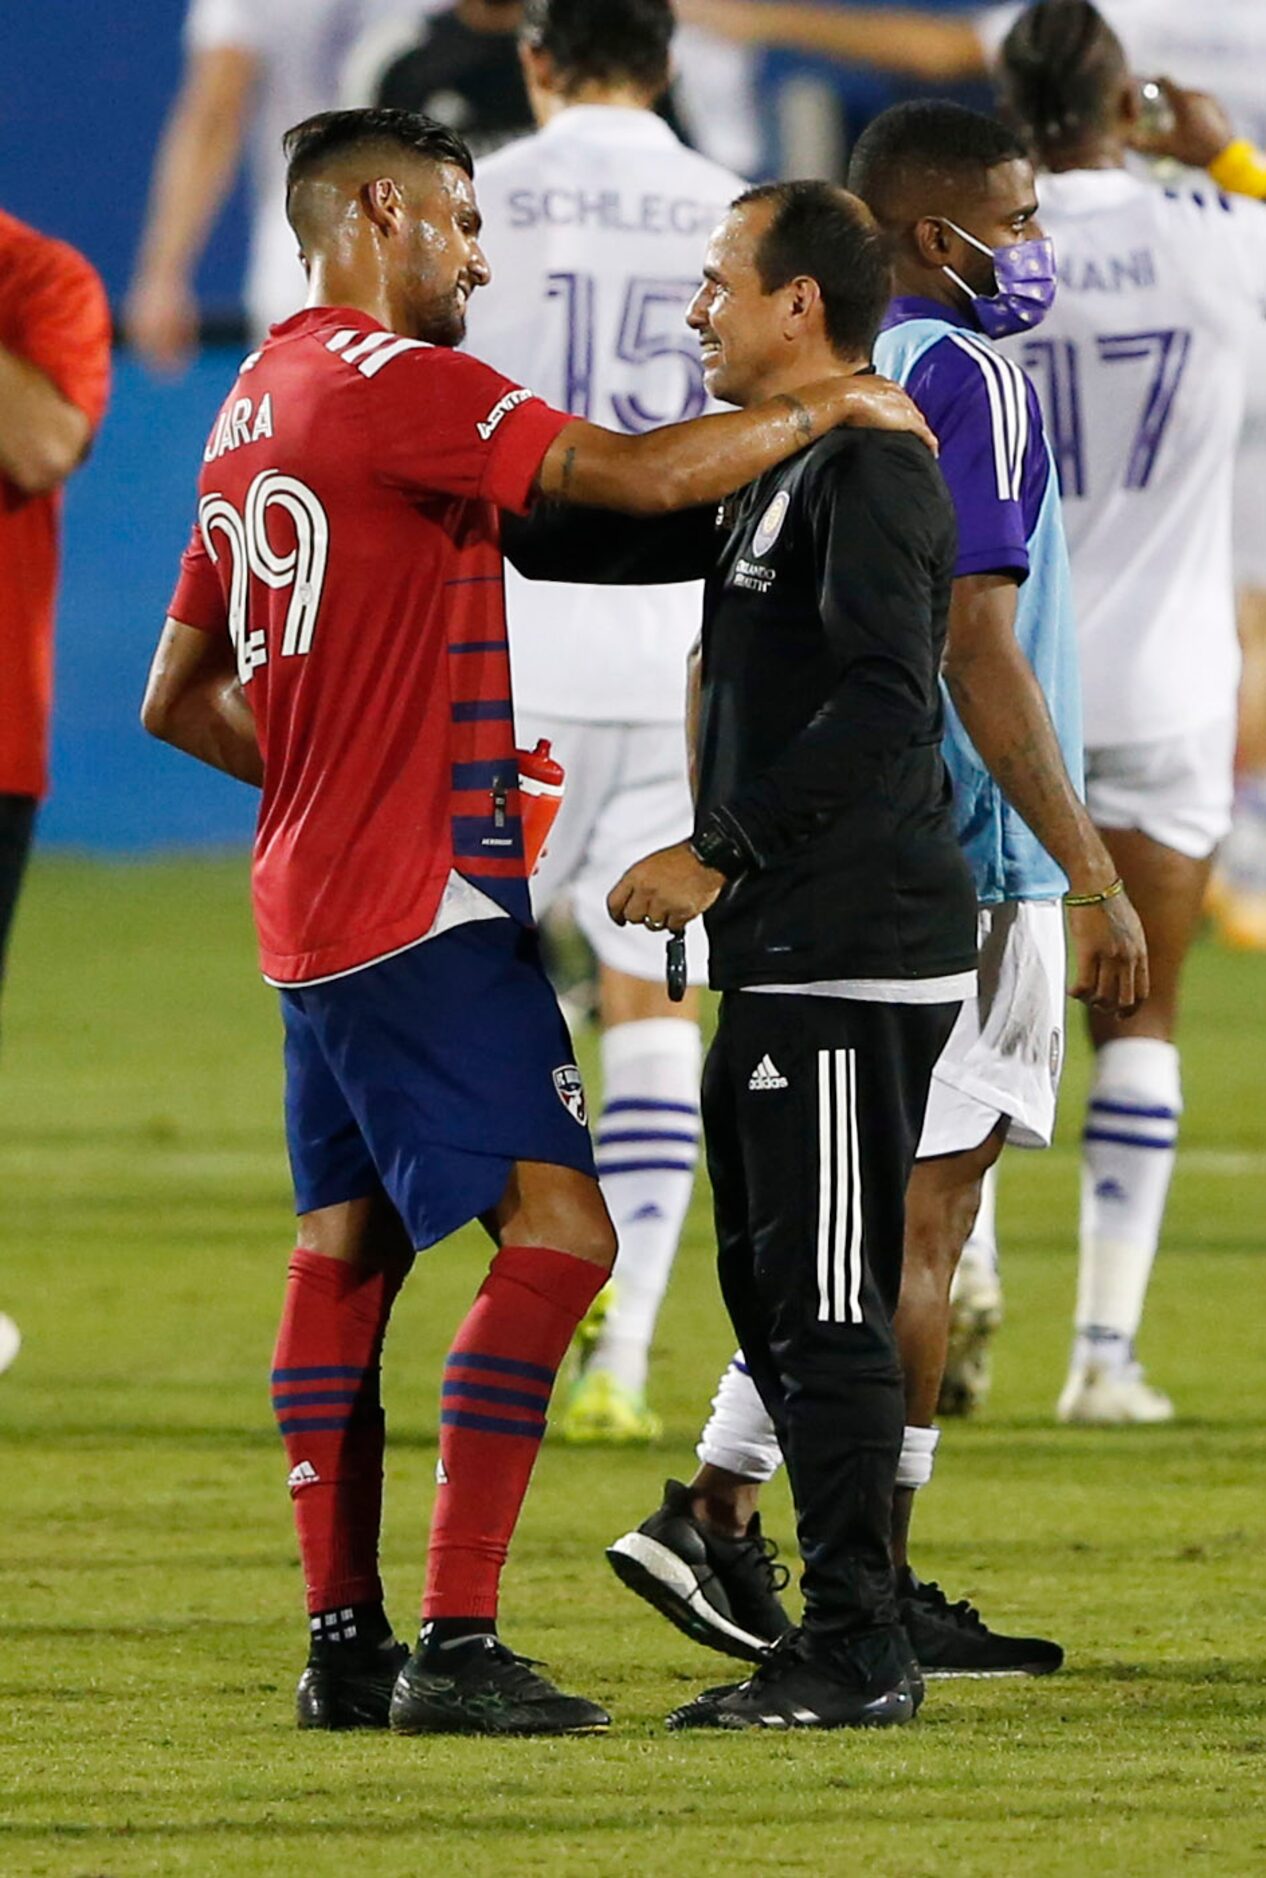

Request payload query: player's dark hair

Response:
[520,0,673,96]
[283,107,474,216]
[998,0,1126,155]
[734,180,892,359]
[848,100,1028,224]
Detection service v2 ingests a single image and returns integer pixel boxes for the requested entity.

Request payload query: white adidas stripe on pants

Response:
[816,1048,864,1325]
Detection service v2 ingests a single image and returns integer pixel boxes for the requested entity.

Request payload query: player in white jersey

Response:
[126,0,422,367]
[463,0,746,1443]
[994,0,1266,1422]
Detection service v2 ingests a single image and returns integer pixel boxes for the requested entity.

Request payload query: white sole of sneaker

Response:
[606,1531,772,1664]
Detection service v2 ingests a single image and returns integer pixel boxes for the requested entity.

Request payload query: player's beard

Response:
[418,284,467,349]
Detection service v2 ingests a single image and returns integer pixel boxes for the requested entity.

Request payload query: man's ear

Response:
[783,273,822,337]
[1119,74,1144,136]
[912,215,953,269]
[362,176,404,238]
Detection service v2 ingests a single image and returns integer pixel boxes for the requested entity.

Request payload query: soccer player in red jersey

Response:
[0,208,111,1379]
[141,106,931,1735]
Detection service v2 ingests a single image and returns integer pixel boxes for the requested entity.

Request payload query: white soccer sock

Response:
[895,1424,940,1490]
[958,1160,1000,1282]
[590,1018,702,1397]
[695,1353,783,1482]
[1075,1037,1181,1370]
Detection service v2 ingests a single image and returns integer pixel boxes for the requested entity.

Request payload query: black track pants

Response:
[702,988,960,1640]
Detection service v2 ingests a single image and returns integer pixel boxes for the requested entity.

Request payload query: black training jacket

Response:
[503,426,977,991]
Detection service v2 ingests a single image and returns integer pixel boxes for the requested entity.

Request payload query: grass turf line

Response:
[0,856,1264,1877]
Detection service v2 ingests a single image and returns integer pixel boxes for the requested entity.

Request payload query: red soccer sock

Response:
[270,1248,405,1615]
[423,1244,607,1620]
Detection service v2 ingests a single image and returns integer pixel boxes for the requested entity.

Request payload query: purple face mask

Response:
[941,219,1058,338]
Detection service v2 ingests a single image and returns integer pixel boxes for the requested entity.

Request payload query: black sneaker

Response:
[666,1626,916,1732]
[606,1479,793,1664]
[296,1639,410,1730]
[899,1569,1064,1677]
[388,1635,611,1736]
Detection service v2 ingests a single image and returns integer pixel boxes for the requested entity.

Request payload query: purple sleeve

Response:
[907,335,1031,582]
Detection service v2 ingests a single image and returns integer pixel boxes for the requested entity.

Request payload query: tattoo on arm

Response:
[560,445,577,496]
[774,394,816,447]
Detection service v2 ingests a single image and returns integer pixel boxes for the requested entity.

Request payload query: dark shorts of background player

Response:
[0,795,37,994]
[704,988,961,1641]
[280,919,597,1251]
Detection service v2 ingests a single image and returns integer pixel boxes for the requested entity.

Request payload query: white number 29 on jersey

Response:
[198,471,330,683]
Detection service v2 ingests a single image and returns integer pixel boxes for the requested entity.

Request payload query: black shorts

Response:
[0,795,37,988]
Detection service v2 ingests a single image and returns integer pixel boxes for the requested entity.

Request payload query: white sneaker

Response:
[1056,1359,1174,1425]
[0,1312,21,1378]
[939,1261,1003,1417]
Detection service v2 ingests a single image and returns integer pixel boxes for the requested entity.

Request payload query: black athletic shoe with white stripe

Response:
[606,1479,794,1664]
[898,1569,1064,1677]
[388,1635,610,1736]
[666,1626,916,1732]
[296,1639,410,1729]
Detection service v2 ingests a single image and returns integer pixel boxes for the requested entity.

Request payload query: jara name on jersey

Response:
[204,393,275,463]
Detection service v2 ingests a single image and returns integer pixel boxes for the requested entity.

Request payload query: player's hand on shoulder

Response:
[834,374,938,457]
[607,840,726,934]
[1067,889,1149,1018]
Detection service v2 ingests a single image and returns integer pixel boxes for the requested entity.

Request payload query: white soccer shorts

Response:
[1084,716,1236,862]
[917,898,1067,1158]
[517,714,708,986]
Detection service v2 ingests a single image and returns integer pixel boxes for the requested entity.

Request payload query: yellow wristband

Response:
[1208,138,1266,201]
[1065,877,1125,909]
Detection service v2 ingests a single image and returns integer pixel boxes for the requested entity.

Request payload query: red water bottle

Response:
[517,738,565,875]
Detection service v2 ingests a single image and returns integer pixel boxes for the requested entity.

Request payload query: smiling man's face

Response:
[403,161,491,346]
[686,200,792,409]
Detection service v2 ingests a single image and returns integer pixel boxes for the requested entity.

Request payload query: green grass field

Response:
[1,857,1264,1877]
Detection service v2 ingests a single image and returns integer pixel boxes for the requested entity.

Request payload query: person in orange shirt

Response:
[0,207,111,1375]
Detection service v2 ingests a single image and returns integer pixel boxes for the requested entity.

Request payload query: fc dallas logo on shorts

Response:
[553,1064,587,1126]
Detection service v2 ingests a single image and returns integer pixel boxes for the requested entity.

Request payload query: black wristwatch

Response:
[689,813,751,881]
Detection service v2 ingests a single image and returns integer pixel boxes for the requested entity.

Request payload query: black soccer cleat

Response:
[898,1569,1064,1678]
[606,1479,794,1664]
[388,1635,611,1736]
[666,1626,916,1732]
[296,1638,410,1730]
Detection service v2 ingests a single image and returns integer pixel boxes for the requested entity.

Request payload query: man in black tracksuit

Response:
[505,180,977,1728]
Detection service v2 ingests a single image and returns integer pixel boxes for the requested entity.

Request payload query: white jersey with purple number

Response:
[999,169,1266,747]
[464,105,744,723]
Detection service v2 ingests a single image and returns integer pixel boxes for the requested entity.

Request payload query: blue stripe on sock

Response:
[1083,1128,1176,1151]
[271,1388,362,1408]
[440,1409,547,1439]
[597,1158,697,1177]
[277,1416,352,1435]
[595,1128,700,1146]
[441,1380,552,1411]
[1089,1098,1178,1121]
[602,1098,699,1118]
[731,1359,750,1377]
[444,1350,555,1385]
[266,1374,362,1389]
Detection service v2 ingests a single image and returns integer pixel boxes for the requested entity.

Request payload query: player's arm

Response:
[608,443,939,931]
[1128,77,1266,197]
[501,501,717,585]
[676,0,985,81]
[0,345,92,496]
[124,44,259,372]
[141,618,263,787]
[686,633,703,805]
[533,373,936,515]
[943,574,1145,1013]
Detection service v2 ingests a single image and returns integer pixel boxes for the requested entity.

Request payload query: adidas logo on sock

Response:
[435,1458,449,1486]
[748,1054,788,1091]
[287,1460,319,1489]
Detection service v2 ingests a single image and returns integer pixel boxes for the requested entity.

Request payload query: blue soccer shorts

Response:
[279,919,597,1250]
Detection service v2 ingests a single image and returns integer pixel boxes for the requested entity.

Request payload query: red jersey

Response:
[0,211,111,798]
[168,307,572,985]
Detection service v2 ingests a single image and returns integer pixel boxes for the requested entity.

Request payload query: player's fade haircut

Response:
[733,181,892,360]
[521,0,673,97]
[998,0,1127,154]
[283,107,474,233]
[847,100,1028,227]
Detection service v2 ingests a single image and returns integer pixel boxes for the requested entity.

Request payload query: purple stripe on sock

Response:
[602,1098,699,1118]
[1089,1098,1178,1121]
[271,1388,362,1408]
[596,1158,697,1177]
[277,1416,352,1435]
[444,1350,555,1386]
[1083,1128,1176,1151]
[271,1365,365,1382]
[595,1128,700,1147]
[440,1409,547,1439]
[442,1380,554,1412]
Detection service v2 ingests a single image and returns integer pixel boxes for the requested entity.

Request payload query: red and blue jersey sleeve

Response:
[373,346,573,515]
[908,334,1034,582]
